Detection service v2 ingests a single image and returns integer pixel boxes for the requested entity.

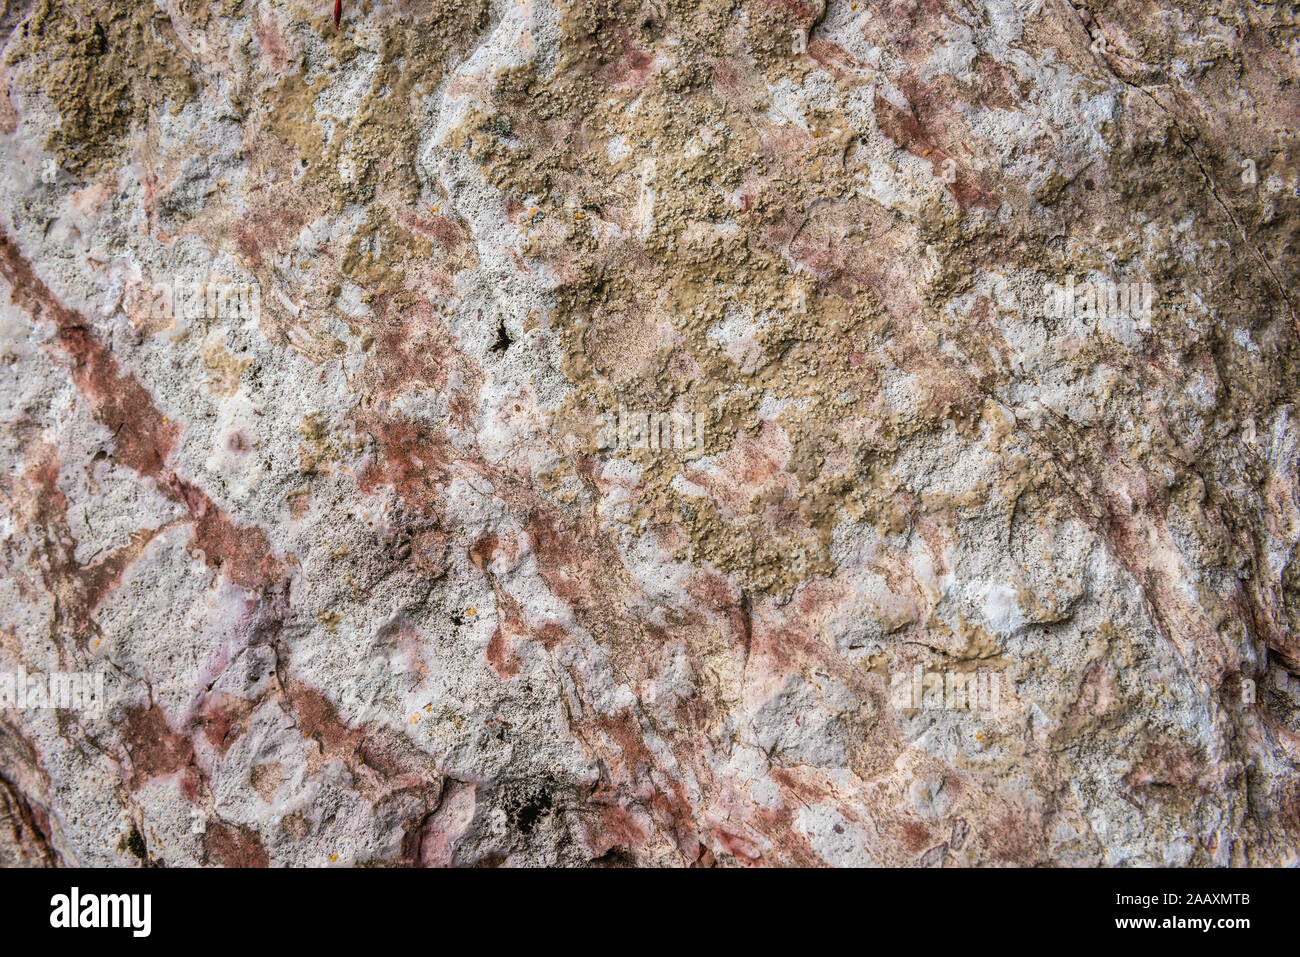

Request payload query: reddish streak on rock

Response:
[705,56,747,103]
[231,191,311,274]
[588,804,646,854]
[165,474,284,591]
[536,621,568,649]
[486,628,521,679]
[364,298,461,399]
[0,230,283,593]
[597,710,697,857]
[467,532,501,570]
[78,528,165,618]
[602,44,655,89]
[15,443,170,643]
[808,38,871,79]
[44,318,178,479]
[901,820,932,852]
[121,704,200,800]
[710,827,762,862]
[984,807,1039,864]
[254,14,292,74]
[686,570,749,651]
[475,568,531,679]
[287,681,361,753]
[872,92,995,210]
[356,415,452,514]
[285,679,444,804]
[592,23,656,90]
[1124,739,1214,794]
[196,693,256,754]
[205,820,271,867]
[769,765,833,810]
[423,213,469,252]
[746,802,823,866]
[522,507,603,608]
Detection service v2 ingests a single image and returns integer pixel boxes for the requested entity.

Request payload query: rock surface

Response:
[0,0,1298,866]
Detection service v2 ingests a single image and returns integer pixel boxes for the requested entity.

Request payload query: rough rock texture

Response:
[1,0,1298,867]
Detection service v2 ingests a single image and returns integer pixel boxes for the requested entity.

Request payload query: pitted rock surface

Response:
[0,0,1298,866]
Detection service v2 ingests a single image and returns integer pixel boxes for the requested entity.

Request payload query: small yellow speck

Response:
[467,607,477,616]
[574,211,585,220]
[411,715,420,723]
[424,704,432,712]
[330,853,339,863]
[92,639,99,648]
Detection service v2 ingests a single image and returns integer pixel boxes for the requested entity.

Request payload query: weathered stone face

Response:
[0,0,1297,867]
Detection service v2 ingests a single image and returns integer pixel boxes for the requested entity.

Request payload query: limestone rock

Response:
[0,0,1298,866]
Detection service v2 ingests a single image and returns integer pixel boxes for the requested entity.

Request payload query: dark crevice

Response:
[490,317,514,353]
